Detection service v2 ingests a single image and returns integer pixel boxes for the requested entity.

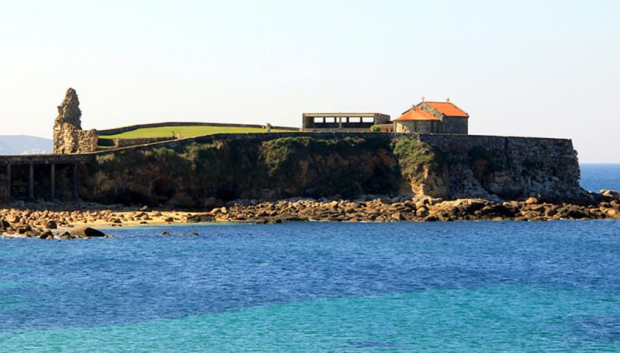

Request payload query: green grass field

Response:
[99,125,290,140]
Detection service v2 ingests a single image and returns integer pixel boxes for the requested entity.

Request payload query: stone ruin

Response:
[53,88,98,154]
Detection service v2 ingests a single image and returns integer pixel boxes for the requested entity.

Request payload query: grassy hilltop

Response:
[99,125,290,140]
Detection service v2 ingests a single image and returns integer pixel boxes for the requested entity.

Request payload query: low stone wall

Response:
[96,122,299,136]
[113,137,176,148]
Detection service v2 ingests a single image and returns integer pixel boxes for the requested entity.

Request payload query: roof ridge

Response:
[424,101,469,117]
[395,108,441,121]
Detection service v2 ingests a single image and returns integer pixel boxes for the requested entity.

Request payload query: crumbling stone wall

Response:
[53,88,98,154]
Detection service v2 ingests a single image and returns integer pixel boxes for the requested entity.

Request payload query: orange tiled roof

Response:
[424,102,469,117]
[395,109,441,121]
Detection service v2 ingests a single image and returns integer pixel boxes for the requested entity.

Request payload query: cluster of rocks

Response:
[0,215,106,240]
[53,88,98,154]
[1,190,618,240]
[192,191,620,224]
[0,203,202,240]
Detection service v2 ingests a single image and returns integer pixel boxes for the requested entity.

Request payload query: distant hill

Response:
[0,135,53,155]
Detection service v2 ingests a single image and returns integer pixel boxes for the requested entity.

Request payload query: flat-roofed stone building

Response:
[302,113,390,132]
[394,100,469,134]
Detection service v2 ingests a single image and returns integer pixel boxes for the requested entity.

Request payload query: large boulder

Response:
[0,218,10,231]
[72,227,106,238]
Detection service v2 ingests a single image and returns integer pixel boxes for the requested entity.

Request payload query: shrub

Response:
[391,138,446,181]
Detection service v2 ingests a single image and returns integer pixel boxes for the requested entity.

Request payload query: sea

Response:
[0,164,619,353]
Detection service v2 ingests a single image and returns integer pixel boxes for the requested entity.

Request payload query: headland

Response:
[1,88,618,239]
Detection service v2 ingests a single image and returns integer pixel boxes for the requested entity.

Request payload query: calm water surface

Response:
[0,164,619,352]
[580,164,620,193]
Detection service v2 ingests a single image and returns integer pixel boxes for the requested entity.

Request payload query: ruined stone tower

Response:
[53,88,98,154]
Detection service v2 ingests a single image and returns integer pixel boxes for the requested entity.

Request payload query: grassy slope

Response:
[99,126,291,140]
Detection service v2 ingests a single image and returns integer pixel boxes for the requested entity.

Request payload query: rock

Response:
[559,206,589,219]
[45,220,58,230]
[424,215,439,222]
[17,226,31,234]
[524,197,539,204]
[72,227,106,238]
[39,230,54,240]
[480,204,517,218]
[601,190,620,200]
[164,217,174,223]
[544,207,558,217]
[55,232,73,240]
[391,212,404,221]
[0,218,10,230]
[416,207,429,218]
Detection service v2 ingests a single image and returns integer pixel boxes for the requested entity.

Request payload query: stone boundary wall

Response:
[416,134,580,182]
[416,134,575,162]
[113,137,176,148]
[96,122,300,136]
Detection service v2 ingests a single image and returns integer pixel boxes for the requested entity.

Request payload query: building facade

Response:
[394,101,469,134]
[302,113,391,132]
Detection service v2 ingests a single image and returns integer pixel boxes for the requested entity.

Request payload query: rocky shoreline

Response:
[0,202,203,240]
[191,192,620,224]
[1,190,619,240]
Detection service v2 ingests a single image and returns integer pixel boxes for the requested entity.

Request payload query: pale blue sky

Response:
[1,0,619,162]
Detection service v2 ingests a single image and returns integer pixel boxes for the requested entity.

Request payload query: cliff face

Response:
[83,136,401,207]
[80,134,588,207]
[412,135,585,203]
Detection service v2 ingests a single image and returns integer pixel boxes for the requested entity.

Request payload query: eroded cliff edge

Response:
[79,133,590,208]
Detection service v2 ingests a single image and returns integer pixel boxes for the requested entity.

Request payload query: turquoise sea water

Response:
[0,164,619,352]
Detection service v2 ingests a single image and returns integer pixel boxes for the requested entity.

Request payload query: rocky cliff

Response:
[79,133,590,208]
[53,88,98,154]
[412,134,585,202]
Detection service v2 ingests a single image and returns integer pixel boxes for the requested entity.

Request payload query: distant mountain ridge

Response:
[0,135,53,155]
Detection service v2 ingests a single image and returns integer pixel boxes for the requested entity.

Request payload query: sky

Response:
[1,0,619,162]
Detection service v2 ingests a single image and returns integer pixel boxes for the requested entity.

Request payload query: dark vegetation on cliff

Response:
[392,138,447,181]
[82,135,588,208]
[87,136,406,207]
